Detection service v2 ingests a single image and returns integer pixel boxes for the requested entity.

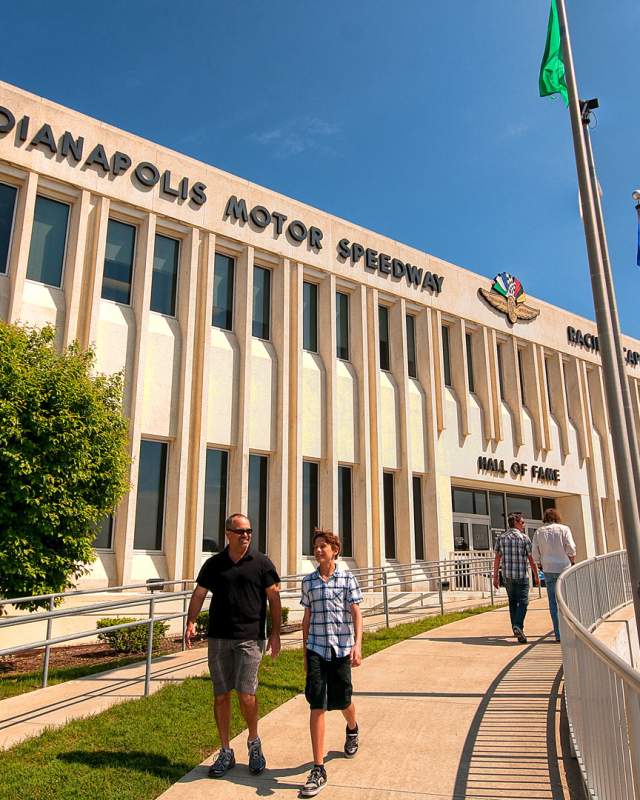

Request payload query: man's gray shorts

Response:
[207,638,265,696]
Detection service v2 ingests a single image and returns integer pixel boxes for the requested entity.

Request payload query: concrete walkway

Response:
[158,599,583,800]
[0,595,489,751]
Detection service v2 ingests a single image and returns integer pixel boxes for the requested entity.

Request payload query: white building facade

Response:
[1,81,638,587]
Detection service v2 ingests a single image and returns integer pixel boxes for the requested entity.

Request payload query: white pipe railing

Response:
[0,556,495,694]
[557,550,640,799]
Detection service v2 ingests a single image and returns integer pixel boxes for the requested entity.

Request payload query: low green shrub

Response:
[96,617,168,653]
[195,607,289,638]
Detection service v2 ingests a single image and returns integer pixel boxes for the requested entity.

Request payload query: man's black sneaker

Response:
[513,626,528,644]
[208,748,235,778]
[344,725,359,758]
[300,765,327,797]
[248,736,266,775]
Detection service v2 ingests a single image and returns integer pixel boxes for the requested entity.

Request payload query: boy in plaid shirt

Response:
[299,530,363,797]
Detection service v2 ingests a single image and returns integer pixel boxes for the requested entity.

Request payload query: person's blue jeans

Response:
[544,572,561,640]
[504,578,529,631]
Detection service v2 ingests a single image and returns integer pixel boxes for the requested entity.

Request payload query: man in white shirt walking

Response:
[532,508,576,642]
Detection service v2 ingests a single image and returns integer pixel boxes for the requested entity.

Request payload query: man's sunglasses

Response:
[227,527,253,535]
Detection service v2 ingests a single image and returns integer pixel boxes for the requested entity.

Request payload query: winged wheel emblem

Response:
[479,272,540,324]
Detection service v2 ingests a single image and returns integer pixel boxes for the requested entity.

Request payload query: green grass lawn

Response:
[0,605,494,800]
[0,656,153,700]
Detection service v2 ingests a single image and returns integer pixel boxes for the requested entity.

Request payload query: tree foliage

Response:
[0,322,130,606]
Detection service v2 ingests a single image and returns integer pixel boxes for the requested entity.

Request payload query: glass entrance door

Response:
[453,517,491,551]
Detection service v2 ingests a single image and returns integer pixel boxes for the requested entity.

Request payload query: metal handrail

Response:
[556,550,640,800]
[0,555,497,694]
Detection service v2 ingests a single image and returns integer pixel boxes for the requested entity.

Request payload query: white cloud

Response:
[250,116,341,159]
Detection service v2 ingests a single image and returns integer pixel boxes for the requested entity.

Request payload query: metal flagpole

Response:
[581,117,640,509]
[555,0,640,640]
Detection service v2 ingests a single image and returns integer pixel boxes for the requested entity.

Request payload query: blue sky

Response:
[2,1,640,336]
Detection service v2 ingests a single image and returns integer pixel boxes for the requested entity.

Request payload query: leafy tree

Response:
[0,322,130,607]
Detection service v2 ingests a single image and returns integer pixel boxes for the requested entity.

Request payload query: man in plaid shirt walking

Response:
[493,512,539,643]
[299,529,363,797]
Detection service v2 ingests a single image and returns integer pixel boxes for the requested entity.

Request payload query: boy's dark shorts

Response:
[305,649,353,710]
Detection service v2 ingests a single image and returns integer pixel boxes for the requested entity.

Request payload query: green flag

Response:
[539,0,569,106]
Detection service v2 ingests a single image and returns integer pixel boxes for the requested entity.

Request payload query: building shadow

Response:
[452,638,585,799]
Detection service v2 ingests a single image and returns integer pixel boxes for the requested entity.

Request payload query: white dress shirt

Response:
[532,524,577,573]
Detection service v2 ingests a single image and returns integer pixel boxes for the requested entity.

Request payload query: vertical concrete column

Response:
[564,356,590,460]
[228,245,254,515]
[534,344,553,452]
[62,189,91,348]
[80,195,110,349]
[420,308,450,560]
[7,170,38,323]
[184,233,215,580]
[448,318,470,437]
[519,343,545,452]
[487,330,503,443]
[388,298,414,566]
[366,287,383,567]
[114,212,156,585]
[430,309,446,434]
[164,228,200,581]
[501,337,524,447]
[318,273,338,532]
[630,377,640,454]
[287,262,304,574]
[546,351,571,457]
[268,257,291,572]
[350,284,373,568]
[470,327,496,443]
[579,362,605,554]
[587,366,622,551]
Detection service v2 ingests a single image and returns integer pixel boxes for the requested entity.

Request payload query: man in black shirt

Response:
[185,513,281,779]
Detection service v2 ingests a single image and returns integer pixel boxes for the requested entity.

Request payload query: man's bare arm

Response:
[184,585,208,649]
[492,552,502,589]
[350,603,363,667]
[302,607,311,672]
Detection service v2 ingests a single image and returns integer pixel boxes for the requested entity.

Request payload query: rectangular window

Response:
[412,476,424,560]
[489,492,506,530]
[452,487,488,515]
[133,440,168,551]
[383,472,396,559]
[303,281,318,352]
[151,234,179,316]
[466,333,475,393]
[336,291,350,360]
[379,305,390,370]
[442,325,452,387]
[338,465,353,558]
[93,514,114,550]
[212,252,234,330]
[101,219,136,304]
[203,449,228,553]
[27,196,70,287]
[248,454,269,553]
[517,349,526,404]
[302,461,319,556]
[496,343,505,400]
[506,493,542,521]
[406,315,417,378]
[252,266,271,339]
[0,182,17,274]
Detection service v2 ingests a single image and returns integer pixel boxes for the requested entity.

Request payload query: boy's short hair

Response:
[312,528,341,555]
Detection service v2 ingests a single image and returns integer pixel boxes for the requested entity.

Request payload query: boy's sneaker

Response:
[344,725,359,758]
[248,737,266,775]
[300,765,327,796]
[208,748,235,778]
[513,626,528,644]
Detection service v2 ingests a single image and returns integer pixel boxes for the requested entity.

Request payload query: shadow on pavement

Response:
[452,637,585,799]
